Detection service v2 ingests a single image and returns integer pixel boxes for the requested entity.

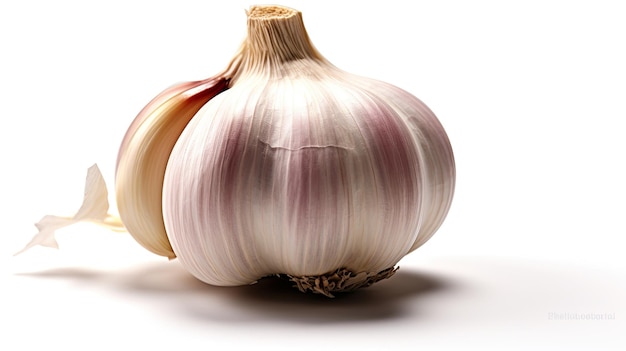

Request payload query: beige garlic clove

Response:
[115,77,232,258]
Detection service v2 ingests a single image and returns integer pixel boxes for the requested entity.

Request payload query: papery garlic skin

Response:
[115,77,231,258]
[162,6,455,290]
[16,165,125,256]
[367,80,456,252]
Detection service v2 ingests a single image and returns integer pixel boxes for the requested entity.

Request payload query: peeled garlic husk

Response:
[15,164,125,256]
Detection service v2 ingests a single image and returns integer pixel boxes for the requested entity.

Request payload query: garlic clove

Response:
[15,164,124,255]
[352,78,456,252]
[115,77,231,258]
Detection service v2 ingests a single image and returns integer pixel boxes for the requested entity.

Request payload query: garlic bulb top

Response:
[158,5,455,295]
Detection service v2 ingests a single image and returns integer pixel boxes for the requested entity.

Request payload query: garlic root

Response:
[285,267,399,298]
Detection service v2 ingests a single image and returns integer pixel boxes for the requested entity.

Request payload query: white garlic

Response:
[20,5,455,297]
[161,6,455,296]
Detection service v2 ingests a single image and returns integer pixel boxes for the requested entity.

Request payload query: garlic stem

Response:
[232,5,327,82]
[246,6,323,62]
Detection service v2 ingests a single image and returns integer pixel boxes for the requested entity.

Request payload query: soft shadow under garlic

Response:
[17,260,457,324]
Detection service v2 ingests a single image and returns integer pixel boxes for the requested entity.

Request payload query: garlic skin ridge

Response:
[161,5,455,292]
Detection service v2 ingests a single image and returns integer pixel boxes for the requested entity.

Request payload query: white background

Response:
[1,0,625,350]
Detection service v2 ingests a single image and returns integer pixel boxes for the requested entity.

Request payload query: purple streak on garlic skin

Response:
[316,77,423,271]
[164,83,271,284]
[367,81,455,251]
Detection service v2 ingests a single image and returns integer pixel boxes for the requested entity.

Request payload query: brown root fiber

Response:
[282,267,399,298]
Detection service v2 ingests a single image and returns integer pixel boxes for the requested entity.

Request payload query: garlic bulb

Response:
[159,5,455,296]
[21,5,455,297]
